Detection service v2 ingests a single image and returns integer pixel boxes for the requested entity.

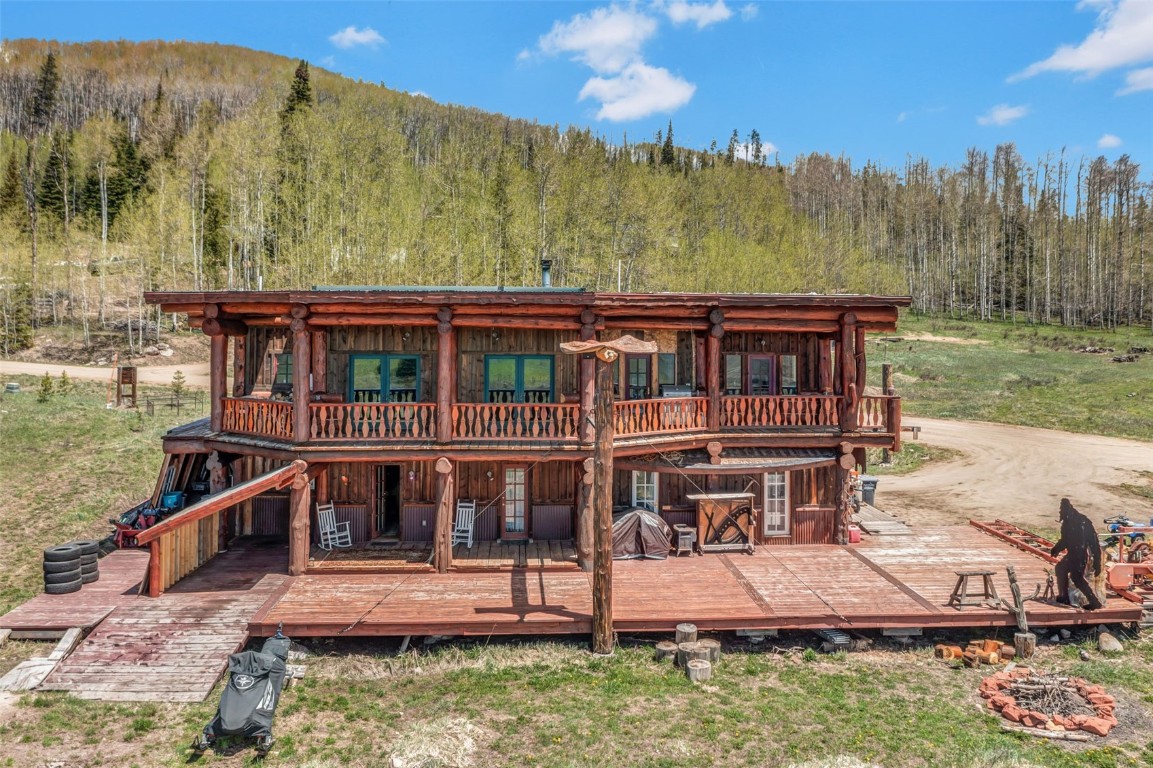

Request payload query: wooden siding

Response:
[251,494,289,537]
[721,331,824,393]
[245,327,289,394]
[456,328,580,402]
[402,504,436,542]
[324,326,438,400]
[532,505,574,540]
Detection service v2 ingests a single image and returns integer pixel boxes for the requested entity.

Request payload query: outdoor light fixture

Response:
[401,330,412,343]
[485,469,494,480]
[407,470,416,482]
[491,329,500,342]
[757,336,766,349]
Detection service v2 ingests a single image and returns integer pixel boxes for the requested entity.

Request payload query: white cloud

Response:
[896,111,909,123]
[739,3,759,21]
[1097,133,1123,148]
[538,5,658,73]
[579,62,696,121]
[329,25,386,49]
[733,140,778,162]
[663,0,732,29]
[517,48,532,62]
[1118,66,1153,94]
[976,103,1029,126]
[1012,0,1153,80]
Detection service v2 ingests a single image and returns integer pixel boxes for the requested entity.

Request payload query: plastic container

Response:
[160,491,185,510]
[847,524,862,544]
[859,476,879,506]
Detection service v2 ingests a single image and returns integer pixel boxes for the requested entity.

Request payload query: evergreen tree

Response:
[660,120,675,168]
[726,129,739,165]
[280,60,313,124]
[26,52,60,138]
[750,129,763,166]
[0,283,34,354]
[0,153,22,216]
[39,130,73,225]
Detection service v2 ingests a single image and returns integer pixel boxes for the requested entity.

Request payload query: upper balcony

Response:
[219,393,900,449]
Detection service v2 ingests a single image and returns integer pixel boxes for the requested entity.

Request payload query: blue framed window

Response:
[348,355,421,402]
[485,355,554,403]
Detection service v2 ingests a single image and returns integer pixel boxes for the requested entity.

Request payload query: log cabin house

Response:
[136,286,910,597]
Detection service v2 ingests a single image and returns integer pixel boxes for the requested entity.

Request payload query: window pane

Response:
[350,358,382,401]
[749,357,772,395]
[780,355,798,394]
[275,354,294,384]
[763,472,788,535]
[725,354,742,394]
[487,358,517,402]
[389,357,419,401]
[504,468,526,533]
[522,357,553,402]
[658,354,676,386]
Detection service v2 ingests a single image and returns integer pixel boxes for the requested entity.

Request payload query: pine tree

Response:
[39,130,72,226]
[37,371,55,403]
[26,52,60,138]
[280,60,313,123]
[660,120,675,168]
[0,283,34,354]
[726,129,739,165]
[750,129,763,166]
[0,153,22,216]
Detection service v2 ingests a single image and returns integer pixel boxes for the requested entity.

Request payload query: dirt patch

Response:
[878,333,989,346]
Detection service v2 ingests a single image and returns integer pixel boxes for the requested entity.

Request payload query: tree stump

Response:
[654,641,679,662]
[676,642,708,668]
[698,638,722,664]
[675,623,698,644]
[685,659,712,683]
[1014,632,1036,660]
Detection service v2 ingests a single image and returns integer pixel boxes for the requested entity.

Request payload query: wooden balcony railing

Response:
[720,395,841,429]
[310,402,437,441]
[222,397,294,440]
[451,403,580,441]
[615,397,709,437]
[857,395,900,433]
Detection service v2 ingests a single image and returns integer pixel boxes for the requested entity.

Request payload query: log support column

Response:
[579,310,597,445]
[591,352,616,654]
[291,308,312,444]
[232,335,247,397]
[311,329,327,395]
[208,332,227,432]
[706,309,724,433]
[433,457,454,573]
[839,312,858,432]
[436,309,455,444]
[577,457,594,571]
[289,469,311,576]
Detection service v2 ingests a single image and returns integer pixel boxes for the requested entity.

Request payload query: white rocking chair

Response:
[451,500,478,548]
[316,502,352,550]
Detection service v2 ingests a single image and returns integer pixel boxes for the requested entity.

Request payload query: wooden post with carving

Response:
[289,469,311,576]
[433,457,454,573]
[577,457,594,571]
[560,334,657,655]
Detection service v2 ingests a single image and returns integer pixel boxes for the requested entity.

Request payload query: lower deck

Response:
[253,524,1144,637]
[307,540,580,574]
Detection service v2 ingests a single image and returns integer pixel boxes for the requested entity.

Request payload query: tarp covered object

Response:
[612,507,672,560]
[207,634,290,740]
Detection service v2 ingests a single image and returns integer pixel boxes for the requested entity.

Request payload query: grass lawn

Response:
[875,315,1153,442]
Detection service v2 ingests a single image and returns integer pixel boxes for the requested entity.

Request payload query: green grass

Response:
[0,374,207,616]
[876,314,1153,441]
[866,442,963,476]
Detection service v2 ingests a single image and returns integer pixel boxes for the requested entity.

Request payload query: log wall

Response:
[720,331,824,393]
[456,328,580,402]
[325,326,438,400]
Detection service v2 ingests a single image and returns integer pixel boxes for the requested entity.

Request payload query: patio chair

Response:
[451,500,478,548]
[316,502,352,550]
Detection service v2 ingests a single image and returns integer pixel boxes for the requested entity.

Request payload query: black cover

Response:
[611,508,672,560]
[203,634,290,741]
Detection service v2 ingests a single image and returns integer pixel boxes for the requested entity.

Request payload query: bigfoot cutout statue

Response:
[1050,498,1103,610]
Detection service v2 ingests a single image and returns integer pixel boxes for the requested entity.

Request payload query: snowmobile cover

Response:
[611,508,672,560]
[212,647,287,738]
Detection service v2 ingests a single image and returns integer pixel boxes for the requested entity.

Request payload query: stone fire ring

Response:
[980,668,1117,736]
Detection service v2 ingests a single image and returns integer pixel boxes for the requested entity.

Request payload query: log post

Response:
[854,324,867,397]
[685,659,712,683]
[311,329,327,395]
[147,540,161,597]
[437,309,455,444]
[1006,565,1035,659]
[579,311,597,445]
[698,637,722,663]
[288,470,311,576]
[839,313,857,431]
[591,353,615,654]
[818,339,833,394]
[291,317,312,443]
[208,332,227,432]
[676,622,698,644]
[577,457,594,572]
[881,363,895,460]
[232,334,247,397]
[433,457,454,573]
[706,315,723,433]
[654,640,679,661]
[676,641,709,668]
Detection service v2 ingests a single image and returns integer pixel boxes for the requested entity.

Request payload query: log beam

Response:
[201,317,248,337]
[292,320,312,444]
[209,333,227,432]
[433,457,454,573]
[311,330,327,394]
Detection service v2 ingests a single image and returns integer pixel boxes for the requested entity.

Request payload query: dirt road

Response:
[881,417,1153,532]
[0,360,211,389]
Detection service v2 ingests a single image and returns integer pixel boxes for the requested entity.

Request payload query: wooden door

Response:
[502,466,528,540]
[625,354,651,400]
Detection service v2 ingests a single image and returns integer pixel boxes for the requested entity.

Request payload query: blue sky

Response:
[3,1,1151,171]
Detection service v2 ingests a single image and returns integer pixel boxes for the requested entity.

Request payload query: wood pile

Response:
[981,668,1118,736]
[653,626,722,684]
[935,638,1016,665]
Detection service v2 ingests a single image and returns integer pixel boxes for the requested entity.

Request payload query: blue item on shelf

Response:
[160,491,185,510]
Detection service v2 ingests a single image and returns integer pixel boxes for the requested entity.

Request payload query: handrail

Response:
[222,397,294,440]
[310,402,437,441]
[614,397,709,437]
[857,395,898,432]
[720,395,841,429]
[451,402,579,441]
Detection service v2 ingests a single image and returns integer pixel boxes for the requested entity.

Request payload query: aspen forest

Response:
[1,40,1150,353]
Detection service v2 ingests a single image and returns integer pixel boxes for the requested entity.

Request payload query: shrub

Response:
[37,371,54,403]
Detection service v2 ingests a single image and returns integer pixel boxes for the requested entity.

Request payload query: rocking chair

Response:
[316,502,352,550]
[451,500,478,548]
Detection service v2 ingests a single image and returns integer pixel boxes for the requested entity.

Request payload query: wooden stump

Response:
[654,641,679,662]
[698,638,722,664]
[1014,632,1036,660]
[676,642,708,668]
[675,623,698,644]
[685,659,712,683]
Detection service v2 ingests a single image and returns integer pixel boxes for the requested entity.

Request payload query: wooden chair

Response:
[316,502,352,550]
[451,500,478,548]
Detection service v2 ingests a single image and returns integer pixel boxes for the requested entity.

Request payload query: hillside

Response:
[0,38,1150,356]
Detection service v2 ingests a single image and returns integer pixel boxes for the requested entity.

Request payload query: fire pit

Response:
[981,668,1117,736]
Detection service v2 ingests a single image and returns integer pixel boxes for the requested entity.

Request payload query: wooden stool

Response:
[947,570,1001,609]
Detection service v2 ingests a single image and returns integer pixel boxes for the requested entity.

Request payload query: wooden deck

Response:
[253,525,1144,637]
[36,543,288,702]
[0,550,150,635]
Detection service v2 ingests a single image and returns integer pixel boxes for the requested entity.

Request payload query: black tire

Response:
[45,577,82,595]
[44,544,82,563]
[43,558,81,574]
[80,570,99,584]
[44,568,82,585]
[80,562,98,575]
[98,539,118,557]
[68,540,100,556]
[79,553,98,566]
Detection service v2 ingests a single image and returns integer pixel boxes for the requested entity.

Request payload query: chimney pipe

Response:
[541,259,553,288]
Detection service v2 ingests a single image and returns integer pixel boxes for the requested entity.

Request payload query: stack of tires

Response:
[42,540,100,595]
